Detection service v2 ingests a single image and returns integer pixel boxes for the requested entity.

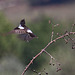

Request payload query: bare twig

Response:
[71,24,75,32]
[49,20,54,41]
[51,31,54,41]
[49,20,59,41]
[21,32,75,75]
[63,37,68,44]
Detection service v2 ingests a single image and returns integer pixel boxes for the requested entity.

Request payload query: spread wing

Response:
[2,19,38,42]
[18,33,37,42]
[2,30,15,36]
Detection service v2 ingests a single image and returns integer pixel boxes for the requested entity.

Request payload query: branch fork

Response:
[21,21,75,75]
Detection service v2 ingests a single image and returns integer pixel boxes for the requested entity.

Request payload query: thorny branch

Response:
[21,22,75,75]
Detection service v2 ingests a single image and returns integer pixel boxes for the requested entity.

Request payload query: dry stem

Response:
[21,32,75,75]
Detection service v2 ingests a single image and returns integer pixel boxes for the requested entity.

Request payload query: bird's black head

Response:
[20,19,25,27]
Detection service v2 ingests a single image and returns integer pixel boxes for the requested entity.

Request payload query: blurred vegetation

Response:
[27,0,75,6]
[0,12,75,75]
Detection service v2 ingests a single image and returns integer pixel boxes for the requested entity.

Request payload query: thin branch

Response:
[67,35,74,42]
[44,50,55,60]
[21,32,75,75]
[51,31,54,41]
[71,24,75,32]
[63,37,68,44]
[44,50,61,72]
[49,20,54,41]
[21,49,45,75]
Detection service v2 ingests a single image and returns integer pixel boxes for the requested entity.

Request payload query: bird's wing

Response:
[2,30,15,36]
[17,33,37,42]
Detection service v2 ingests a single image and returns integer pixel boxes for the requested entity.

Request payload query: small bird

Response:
[3,19,38,42]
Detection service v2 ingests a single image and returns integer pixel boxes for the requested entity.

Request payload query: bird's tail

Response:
[29,33,38,38]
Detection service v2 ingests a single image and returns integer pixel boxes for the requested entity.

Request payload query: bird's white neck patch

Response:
[18,24,24,29]
[27,29,33,33]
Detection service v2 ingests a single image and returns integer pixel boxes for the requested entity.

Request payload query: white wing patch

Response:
[27,29,33,33]
[18,24,24,29]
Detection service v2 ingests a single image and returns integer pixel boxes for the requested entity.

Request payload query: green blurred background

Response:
[0,0,75,75]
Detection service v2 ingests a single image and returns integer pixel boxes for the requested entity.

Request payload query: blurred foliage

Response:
[0,55,24,75]
[27,0,75,6]
[0,12,75,75]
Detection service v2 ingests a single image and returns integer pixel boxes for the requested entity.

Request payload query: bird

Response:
[3,19,38,42]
